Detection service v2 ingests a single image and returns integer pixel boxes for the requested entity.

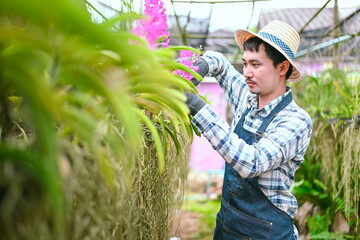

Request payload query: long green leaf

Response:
[164,124,181,155]
[159,112,167,154]
[135,109,165,173]
[0,146,64,213]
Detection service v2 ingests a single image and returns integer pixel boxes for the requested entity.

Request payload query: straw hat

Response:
[235,20,302,82]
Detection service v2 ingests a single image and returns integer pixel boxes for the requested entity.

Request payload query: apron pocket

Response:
[228,173,244,198]
[223,225,251,240]
[224,204,272,240]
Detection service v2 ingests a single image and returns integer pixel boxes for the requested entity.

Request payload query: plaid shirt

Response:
[191,51,313,239]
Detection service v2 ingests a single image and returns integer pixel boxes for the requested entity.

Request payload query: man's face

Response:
[242,44,286,102]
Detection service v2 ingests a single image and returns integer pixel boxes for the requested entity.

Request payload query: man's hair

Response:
[243,37,293,79]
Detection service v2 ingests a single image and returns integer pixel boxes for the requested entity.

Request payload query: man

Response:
[185,20,313,239]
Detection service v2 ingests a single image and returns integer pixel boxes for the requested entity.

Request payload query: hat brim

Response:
[235,29,302,82]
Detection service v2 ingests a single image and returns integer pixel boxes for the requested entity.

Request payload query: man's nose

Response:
[243,66,253,78]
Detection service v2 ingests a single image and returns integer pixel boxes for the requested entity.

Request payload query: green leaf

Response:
[162,60,203,82]
[100,12,143,28]
[135,109,165,174]
[0,146,64,212]
[159,112,167,154]
[164,124,181,155]
[166,46,201,55]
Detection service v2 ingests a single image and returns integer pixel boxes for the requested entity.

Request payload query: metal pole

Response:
[170,0,188,45]
[333,0,340,69]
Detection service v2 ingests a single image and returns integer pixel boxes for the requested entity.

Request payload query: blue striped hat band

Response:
[258,32,295,61]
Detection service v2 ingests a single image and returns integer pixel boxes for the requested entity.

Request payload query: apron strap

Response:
[256,92,293,136]
[233,106,252,134]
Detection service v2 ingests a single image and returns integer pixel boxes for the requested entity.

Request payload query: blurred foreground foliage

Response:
[291,68,360,238]
[0,0,199,239]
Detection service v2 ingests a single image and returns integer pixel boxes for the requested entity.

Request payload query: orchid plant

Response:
[130,0,203,168]
[131,0,170,49]
[131,0,200,81]
[173,49,200,81]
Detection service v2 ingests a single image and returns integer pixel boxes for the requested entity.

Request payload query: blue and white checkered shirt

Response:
[191,51,313,239]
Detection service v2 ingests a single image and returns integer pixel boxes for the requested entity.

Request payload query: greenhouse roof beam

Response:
[297,35,352,57]
[298,0,331,34]
[319,7,360,39]
[171,0,270,4]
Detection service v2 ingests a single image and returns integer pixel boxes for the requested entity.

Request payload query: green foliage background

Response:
[291,69,360,237]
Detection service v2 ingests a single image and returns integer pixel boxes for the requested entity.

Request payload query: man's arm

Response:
[201,51,249,113]
[185,51,248,117]
[191,104,313,178]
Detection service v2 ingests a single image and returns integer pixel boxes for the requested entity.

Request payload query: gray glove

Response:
[176,57,209,86]
[191,58,209,86]
[184,91,206,116]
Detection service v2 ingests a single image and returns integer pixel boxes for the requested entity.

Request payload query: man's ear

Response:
[279,60,290,76]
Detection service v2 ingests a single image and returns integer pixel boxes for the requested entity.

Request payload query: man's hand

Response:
[184,91,206,116]
[185,58,208,115]
[176,57,209,115]
[191,58,209,86]
[176,57,209,86]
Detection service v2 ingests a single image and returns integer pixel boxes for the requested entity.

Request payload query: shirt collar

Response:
[246,87,292,116]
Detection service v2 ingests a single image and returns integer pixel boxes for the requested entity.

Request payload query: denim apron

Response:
[214,92,294,240]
